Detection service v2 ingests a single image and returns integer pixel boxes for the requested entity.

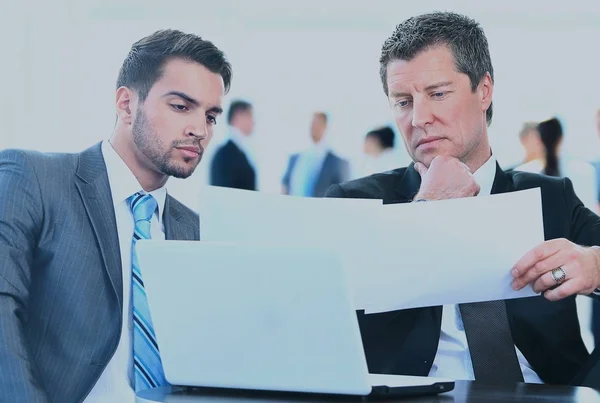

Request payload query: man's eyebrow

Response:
[424,81,453,91]
[389,81,454,98]
[207,105,223,115]
[389,91,411,98]
[162,91,199,107]
[163,91,223,114]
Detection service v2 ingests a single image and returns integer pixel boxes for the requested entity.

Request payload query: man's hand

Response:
[413,155,480,201]
[511,238,600,301]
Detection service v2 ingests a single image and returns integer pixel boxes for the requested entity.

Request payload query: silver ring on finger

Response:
[551,267,566,284]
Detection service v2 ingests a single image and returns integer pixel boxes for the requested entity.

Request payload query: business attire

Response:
[210,128,257,191]
[283,142,349,197]
[0,141,199,403]
[515,158,598,353]
[325,156,598,385]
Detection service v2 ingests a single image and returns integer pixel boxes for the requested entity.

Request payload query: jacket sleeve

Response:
[0,150,51,403]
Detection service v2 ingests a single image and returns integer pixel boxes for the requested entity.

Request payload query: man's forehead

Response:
[386,61,466,95]
[152,61,224,107]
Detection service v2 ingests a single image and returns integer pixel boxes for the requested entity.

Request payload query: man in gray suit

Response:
[0,30,231,402]
[281,112,350,197]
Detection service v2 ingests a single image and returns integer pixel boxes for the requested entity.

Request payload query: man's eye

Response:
[171,104,188,111]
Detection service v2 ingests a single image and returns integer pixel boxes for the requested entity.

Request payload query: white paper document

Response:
[198,186,382,246]
[360,188,543,313]
[199,186,543,314]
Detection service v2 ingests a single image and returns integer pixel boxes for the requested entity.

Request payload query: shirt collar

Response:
[472,154,497,197]
[307,137,329,159]
[101,140,167,223]
[228,126,252,152]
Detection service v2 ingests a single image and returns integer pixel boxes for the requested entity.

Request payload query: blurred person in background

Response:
[516,117,597,211]
[282,112,349,197]
[518,122,544,167]
[353,126,400,178]
[210,99,257,190]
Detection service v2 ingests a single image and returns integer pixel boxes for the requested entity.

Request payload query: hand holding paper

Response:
[511,238,600,301]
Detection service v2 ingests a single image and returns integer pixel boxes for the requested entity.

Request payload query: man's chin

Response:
[415,150,457,167]
[161,162,199,179]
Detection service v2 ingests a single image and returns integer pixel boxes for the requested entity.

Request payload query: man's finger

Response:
[512,248,568,290]
[531,264,571,294]
[511,239,567,278]
[414,162,428,177]
[543,279,580,302]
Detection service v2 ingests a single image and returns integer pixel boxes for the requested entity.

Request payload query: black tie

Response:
[459,300,525,384]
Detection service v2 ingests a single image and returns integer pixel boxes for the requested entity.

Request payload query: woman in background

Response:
[353,126,400,178]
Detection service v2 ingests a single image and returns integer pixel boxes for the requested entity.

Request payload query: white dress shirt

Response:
[427,155,543,383]
[289,140,329,196]
[84,140,167,403]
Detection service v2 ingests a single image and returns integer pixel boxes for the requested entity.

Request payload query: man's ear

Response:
[479,72,493,114]
[116,86,137,125]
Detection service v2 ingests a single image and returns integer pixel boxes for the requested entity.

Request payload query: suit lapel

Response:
[74,142,123,309]
[314,152,333,193]
[490,162,514,195]
[164,195,198,240]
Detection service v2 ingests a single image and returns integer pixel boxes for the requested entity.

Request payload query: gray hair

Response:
[380,12,494,126]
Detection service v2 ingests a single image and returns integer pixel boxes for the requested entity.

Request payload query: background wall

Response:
[1,0,599,207]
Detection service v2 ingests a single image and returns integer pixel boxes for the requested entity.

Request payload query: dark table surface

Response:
[136,381,600,403]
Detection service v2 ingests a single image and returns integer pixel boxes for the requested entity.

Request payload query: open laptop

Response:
[136,240,454,397]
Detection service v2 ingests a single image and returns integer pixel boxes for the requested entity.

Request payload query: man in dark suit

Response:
[0,30,231,402]
[282,112,349,197]
[210,100,257,190]
[326,12,600,386]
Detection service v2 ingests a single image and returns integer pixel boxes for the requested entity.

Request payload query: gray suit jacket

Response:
[282,151,350,197]
[0,143,199,403]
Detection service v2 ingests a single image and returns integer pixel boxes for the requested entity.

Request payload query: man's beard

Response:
[132,108,201,179]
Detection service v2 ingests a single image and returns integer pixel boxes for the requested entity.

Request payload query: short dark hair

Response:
[367,126,395,149]
[380,12,494,125]
[117,29,232,101]
[227,100,253,125]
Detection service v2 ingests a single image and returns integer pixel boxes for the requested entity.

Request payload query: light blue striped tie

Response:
[129,192,169,392]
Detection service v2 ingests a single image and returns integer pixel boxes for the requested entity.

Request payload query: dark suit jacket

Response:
[0,143,200,403]
[325,162,599,385]
[210,140,256,191]
[283,151,349,197]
